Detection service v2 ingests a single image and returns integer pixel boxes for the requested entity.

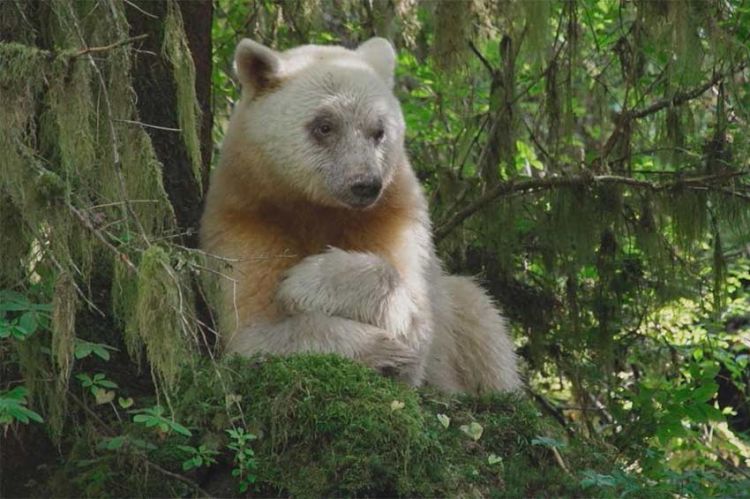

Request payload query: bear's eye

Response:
[372,127,386,144]
[316,123,333,136]
[309,117,336,143]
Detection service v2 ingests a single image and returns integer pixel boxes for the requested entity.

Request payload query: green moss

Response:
[173,354,618,497]
[41,354,625,497]
[49,272,77,437]
[0,193,28,286]
[178,354,441,497]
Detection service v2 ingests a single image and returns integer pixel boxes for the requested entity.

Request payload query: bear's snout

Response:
[349,176,382,206]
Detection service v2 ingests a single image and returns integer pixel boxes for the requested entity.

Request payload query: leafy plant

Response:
[0,290,50,340]
[227,427,257,493]
[74,339,117,361]
[76,373,118,405]
[177,444,219,471]
[132,406,192,437]
[0,386,43,425]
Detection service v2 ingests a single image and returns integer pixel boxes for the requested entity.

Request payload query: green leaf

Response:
[459,422,483,441]
[0,387,43,426]
[76,373,94,387]
[437,413,450,429]
[105,436,126,450]
[96,379,118,389]
[118,397,134,409]
[74,340,117,361]
[169,420,193,437]
[93,388,115,405]
[18,311,37,335]
[580,470,616,489]
[691,382,718,403]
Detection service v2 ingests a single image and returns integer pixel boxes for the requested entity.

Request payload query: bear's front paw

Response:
[357,336,421,385]
[276,248,399,321]
[275,257,336,316]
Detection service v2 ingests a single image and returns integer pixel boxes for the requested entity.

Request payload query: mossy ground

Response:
[38,355,624,497]
[32,354,627,498]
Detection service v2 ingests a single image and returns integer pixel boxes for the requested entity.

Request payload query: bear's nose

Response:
[350,178,382,200]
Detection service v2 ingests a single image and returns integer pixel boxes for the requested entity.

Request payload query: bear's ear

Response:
[234,39,283,96]
[356,37,396,88]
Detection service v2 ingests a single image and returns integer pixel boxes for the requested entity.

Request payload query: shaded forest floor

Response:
[6,354,628,498]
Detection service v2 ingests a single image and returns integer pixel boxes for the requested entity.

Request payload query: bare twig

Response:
[123,0,158,19]
[112,118,182,133]
[67,202,136,272]
[74,34,148,57]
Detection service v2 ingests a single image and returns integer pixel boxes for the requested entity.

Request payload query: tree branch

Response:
[67,202,137,272]
[73,34,148,57]
[434,171,749,242]
[599,65,746,161]
[468,40,494,75]
[630,66,745,120]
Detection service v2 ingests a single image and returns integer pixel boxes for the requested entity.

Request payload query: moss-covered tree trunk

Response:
[0,1,212,496]
[126,0,213,242]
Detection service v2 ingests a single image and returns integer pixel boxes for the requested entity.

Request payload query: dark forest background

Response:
[1,0,750,496]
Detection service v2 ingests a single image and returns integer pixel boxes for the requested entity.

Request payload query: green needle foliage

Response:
[2,0,750,497]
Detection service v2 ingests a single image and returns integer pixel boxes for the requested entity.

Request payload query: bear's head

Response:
[231,37,406,210]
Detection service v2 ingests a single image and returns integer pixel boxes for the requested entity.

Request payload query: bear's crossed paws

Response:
[276,247,398,324]
[276,248,420,382]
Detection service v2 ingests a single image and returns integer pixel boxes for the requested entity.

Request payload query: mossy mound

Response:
[174,354,618,497]
[179,355,439,497]
[40,354,624,497]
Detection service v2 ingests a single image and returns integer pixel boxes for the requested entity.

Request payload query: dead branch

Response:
[67,202,137,272]
[73,34,148,57]
[601,65,747,160]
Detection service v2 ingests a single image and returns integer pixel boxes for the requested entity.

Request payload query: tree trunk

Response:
[126,0,213,246]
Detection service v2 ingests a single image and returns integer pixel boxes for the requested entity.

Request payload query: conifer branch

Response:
[601,65,747,159]
[435,171,749,242]
[629,66,745,120]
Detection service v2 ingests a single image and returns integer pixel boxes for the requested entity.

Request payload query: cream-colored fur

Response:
[200,37,520,393]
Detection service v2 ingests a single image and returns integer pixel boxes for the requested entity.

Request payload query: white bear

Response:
[199,37,520,393]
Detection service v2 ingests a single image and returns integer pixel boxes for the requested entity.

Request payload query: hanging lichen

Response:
[163,0,204,190]
[0,0,206,435]
[127,246,195,388]
[667,0,703,87]
[49,272,77,437]
[667,189,708,252]
[51,272,77,387]
[112,257,141,364]
[0,194,29,287]
[521,0,550,65]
